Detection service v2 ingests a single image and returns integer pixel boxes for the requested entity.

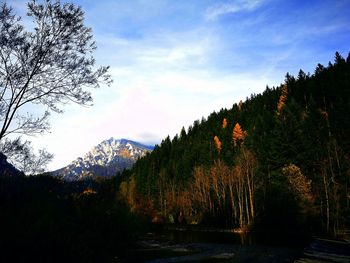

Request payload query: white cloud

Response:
[27,22,283,171]
[29,63,271,171]
[95,27,216,71]
[17,0,284,171]
[205,0,265,21]
[137,44,206,64]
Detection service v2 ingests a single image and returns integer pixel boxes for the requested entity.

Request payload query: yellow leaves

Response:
[277,84,288,114]
[212,119,246,151]
[282,164,313,203]
[233,123,245,146]
[222,118,227,129]
[81,188,97,195]
[213,136,222,153]
[213,118,246,155]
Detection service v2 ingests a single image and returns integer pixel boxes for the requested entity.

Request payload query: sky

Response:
[10,0,350,170]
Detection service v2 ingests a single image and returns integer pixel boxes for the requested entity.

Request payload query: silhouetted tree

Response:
[0,1,111,172]
[0,137,52,174]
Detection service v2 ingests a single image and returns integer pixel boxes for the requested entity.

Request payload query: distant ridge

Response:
[0,152,24,177]
[52,138,153,180]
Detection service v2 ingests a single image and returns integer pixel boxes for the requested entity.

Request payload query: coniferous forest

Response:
[2,1,350,262]
[119,52,350,236]
[1,52,350,262]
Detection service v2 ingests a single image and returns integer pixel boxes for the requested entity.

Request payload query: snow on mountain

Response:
[52,138,153,181]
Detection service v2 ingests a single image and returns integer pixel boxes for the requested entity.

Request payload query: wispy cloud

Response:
[205,0,265,21]
[13,0,350,170]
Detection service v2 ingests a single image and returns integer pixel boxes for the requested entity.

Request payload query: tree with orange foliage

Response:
[277,84,288,113]
[233,123,245,146]
[81,188,97,196]
[214,136,222,154]
[282,164,313,203]
[222,118,228,129]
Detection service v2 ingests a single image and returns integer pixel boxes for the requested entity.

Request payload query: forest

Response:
[119,52,350,236]
[1,52,350,262]
[2,1,349,262]
[0,173,143,262]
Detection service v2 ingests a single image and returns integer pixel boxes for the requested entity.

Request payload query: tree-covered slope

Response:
[120,52,350,235]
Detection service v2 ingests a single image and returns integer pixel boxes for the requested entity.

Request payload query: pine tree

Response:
[222,118,228,129]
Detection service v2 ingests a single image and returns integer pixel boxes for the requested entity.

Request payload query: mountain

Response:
[0,152,24,177]
[53,138,153,181]
[119,52,350,232]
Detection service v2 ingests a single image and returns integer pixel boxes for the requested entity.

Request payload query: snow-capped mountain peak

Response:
[53,138,153,181]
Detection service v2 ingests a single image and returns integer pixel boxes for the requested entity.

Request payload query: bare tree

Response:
[0,0,111,172]
[1,137,53,175]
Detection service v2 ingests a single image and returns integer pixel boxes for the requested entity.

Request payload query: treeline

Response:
[0,174,142,262]
[119,52,350,235]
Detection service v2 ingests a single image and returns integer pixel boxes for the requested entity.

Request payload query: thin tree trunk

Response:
[246,166,255,222]
[236,180,244,228]
[323,168,330,233]
[228,183,237,226]
[244,186,250,225]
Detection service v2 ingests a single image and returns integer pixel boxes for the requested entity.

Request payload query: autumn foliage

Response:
[282,164,313,203]
[214,135,222,154]
[277,84,288,113]
[81,188,97,196]
[233,123,245,146]
[118,52,350,235]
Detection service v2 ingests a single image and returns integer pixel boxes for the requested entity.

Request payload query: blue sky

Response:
[11,0,350,170]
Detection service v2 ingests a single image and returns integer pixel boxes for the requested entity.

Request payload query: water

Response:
[151,224,309,247]
[154,227,252,245]
[119,225,306,262]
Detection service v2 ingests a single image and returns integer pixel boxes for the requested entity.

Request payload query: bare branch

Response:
[0,137,53,174]
[0,0,111,173]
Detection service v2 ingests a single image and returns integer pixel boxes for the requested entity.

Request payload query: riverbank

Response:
[295,238,350,263]
[119,226,305,262]
[120,230,350,262]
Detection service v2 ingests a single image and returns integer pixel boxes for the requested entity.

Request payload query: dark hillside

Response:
[120,52,350,236]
